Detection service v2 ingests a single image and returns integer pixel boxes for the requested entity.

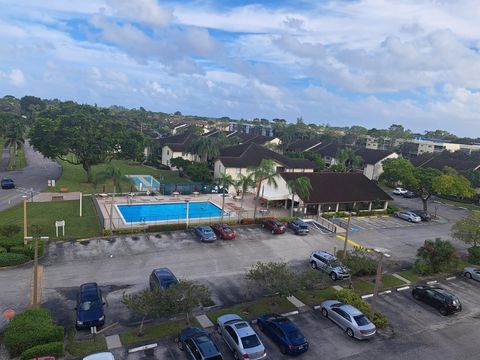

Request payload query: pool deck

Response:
[125,174,160,191]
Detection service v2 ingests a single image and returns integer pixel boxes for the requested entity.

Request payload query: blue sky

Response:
[1,0,480,136]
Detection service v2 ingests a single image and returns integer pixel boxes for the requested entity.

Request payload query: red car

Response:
[211,224,236,240]
[262,219,286,234]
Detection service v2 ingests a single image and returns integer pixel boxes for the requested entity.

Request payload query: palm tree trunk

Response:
[138,315,146,336]
[290,193,295,217]
[253,181,262,221]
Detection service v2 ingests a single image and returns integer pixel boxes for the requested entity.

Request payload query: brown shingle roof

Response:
[158,133,198,152]
[411,153,480,172]
[280,172,392,204]
[311,143,341,157]
[286,139,323,152]
[355,148,396,165]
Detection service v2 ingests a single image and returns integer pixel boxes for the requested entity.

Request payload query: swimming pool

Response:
[127,175,160,191]
[116,201,225,223]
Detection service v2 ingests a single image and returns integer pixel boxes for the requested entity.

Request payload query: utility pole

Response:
[371,248,390,319]
[23,195,28,244]
[342,214,352,259]
[24,236,49,308]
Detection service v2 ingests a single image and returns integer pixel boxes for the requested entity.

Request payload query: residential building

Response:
[410,151,480,173]
[402,137,480,158]
[355,148,399,180]
[285,139,323,153]
[158,133,199,168]
[228,122,275,137]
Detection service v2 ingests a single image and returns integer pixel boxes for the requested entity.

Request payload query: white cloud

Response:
[105,0,173,27]
[1,69,25,86]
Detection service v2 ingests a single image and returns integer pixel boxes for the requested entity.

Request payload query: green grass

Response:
[47,159,187,193]
[6,144,27,170]
[0,198,102,241]
[65,330,107,357]
[119,318,195,346]
[294,287,337,306]
[397,269,420,283]
[433,197,480,212]
[351,280,375,295]
[381,274,408,289]
[207,296,295,323]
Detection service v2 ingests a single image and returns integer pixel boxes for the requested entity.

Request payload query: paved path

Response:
[0,141,61,211]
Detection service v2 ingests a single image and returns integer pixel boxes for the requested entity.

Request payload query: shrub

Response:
[20,342,64,360]
[240,218,254,225]
[416,238,457,273]
[0,224,21,237]
[413,259,433,275]
[10,245,37,259]
[0,246,6,253]
[4,308,64,357]
[335,289,389,328]
[0,238,22,251]
[336,249,378,276]
[386,205,399,214]
[0,253,30,267]
[468,246,480,265]
[115,227,144,235]
[147,223,187,232]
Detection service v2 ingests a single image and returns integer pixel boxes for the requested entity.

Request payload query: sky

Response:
[0,0,479,136]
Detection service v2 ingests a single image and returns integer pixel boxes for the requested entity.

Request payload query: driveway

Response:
[0,141,61,211]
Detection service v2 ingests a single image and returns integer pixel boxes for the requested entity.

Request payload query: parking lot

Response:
[346,215,441,231]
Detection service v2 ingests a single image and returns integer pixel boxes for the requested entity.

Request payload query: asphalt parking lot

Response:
[346,215,441,231]
[109,276,480,360]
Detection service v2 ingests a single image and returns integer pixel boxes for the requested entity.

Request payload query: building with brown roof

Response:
[158,133,200,168]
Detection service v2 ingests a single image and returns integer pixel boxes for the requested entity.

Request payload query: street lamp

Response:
[370,248,391,318]
[24,236,49,308]
[185,200,190,229]
[22,195,28,244]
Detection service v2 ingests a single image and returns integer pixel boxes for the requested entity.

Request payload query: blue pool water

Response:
[117,202,224,223]
[128,175,160,190]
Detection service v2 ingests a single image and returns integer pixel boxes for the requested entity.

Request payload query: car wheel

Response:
[311,261,317,269]
[465,272,472,279]
[258,321,264,331]
[321,308,328,317]
[280,344,287,355]
[271,229,275,234]
[408,218,412,222]
[346,328,354,338]
[262,223,265,228]
[216,325,222,335]
[330,272,338,281]
[233,351,240,360]
[176,339,183,350]
[413,291,420,300]
[439,307,448,316]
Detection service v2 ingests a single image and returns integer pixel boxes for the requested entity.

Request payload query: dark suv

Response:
[262,219,286,234]
[1,178,15,189]
[75,283,105,330]
[149,267,178,291]
[287,219,309,235]
[412,285,462,315]
[177,327,223,360]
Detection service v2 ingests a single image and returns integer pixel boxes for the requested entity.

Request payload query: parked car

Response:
[320,300,376,340]
[412,285,462,315]
[217,314,266,360]
[393,211,422,223]
[211,224,236,240]
[83,353,115,360]
[257,313,309,354]
[1,178,15,189]
[194,226,217,243]
[392,187,408,195]
[463,267,480,281]
[402,191,418,198]
[310,250,350,281]
[177,327,223,360]
[149,268,178,291]
[75,283,105,330]
[28,357,56,360]
[410,210,431,221]
[287,219,309,235]
[262,219,286,234]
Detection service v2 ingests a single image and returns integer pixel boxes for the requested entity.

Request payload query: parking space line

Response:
[335,234,370,251]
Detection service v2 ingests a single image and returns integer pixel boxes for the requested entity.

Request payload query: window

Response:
[167,150,170,155]
[226,326,239,344]
[185,339,202,360]
[241,334,261,349]
[272,324,284,337]
[333,308,351,322]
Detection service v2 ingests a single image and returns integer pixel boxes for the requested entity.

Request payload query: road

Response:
[0,141,61,211]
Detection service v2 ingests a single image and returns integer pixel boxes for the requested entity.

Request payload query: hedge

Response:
[0,238,22,251]
[0,246,6,253]
[0,252,30,267]
[20,342,64,360]
[10,245,38,259]
[4,308,64,357]
[468,246,480,265]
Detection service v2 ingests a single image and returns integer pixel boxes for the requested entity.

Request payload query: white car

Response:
[394,211,422,223]
[83,353,115,360]
[393,187,408,195]
[217,314,266,359]
[463,267,480,281]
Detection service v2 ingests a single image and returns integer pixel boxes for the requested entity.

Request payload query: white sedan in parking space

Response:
[393,211,422,223]
[463,267,480,281]
[392,187,408,195]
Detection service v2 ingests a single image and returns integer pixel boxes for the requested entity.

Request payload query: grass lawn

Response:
[0,198,102,241]
[7,144,27,170]
[381,274,408,289]
[65,330,107,357]
[294,287,337,306]
[351,279,375,295]
[119,318,195,346]
[397,269,420,283]
[47,159,188,193]
[433,197,480,212]
[207,296,295,323]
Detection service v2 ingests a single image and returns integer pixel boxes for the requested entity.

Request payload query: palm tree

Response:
[287,177,312,217]
[189,137,220,162]
[334,148,363,172]
[94,164,124,232]
[249,159,278,221]
[216,172,234,223]
[4,123,25,169]
[235,173,255,210]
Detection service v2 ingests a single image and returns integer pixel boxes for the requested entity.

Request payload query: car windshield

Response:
[241,334,261,349]
[354,315,370,326]
[329,260,342,268]
[203,229,213,235]
[79,300,101,311]
[287,330,304,341]
[206,356,223,360]
[299,225,308,229]
[223,227,233,233]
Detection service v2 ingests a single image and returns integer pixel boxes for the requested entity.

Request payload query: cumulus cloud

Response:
[1,69,25,86]
[105,0,172,26]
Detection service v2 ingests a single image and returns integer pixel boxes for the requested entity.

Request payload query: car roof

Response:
[270,316,297,332]
[218,313,242,325]
[313,250,336,260]
[291,219,305,224]
[153,267,175,279]
[232,321,256,337]
[79,283,99,296]
[197,226,212,231]
[83,352,115,360]
[339,304,363,316]
[195,334,220,356]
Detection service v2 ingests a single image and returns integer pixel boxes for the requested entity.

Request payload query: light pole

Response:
[24,236,49,308]
[22,195,28,244]
[371,248,390,319]
[342,214,352,259]
[185,200,190,229]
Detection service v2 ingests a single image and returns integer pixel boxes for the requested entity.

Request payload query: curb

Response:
[396,286,410,292]
[445,276,456,281]
[361,294,373,299]
[313,305,322,310]
[426,280,438,285]
[280,310,299,317]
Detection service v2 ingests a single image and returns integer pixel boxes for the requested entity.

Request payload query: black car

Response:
[177,327,223,360]
[149,267,178,291]
[1,178,15,189]
[287,219,309,235]
[410,210,431,221]
[412,285,462,315]
[75,283,105,329]
[402,191,418,198]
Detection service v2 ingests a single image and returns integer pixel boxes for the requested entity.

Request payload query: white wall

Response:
[363,152,399,180]
[162,146,199,168]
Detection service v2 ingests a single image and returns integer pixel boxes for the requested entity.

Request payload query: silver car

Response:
[320,300,376,340]
[394,211,422,223]
[310,250,351,281]
[217,314,266,359]
[464,267,480,281]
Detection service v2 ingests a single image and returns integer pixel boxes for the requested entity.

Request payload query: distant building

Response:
[402,137,480,158]
[410,151,480,173]
[158,133,199,168]
[355,148,399,180]
[228,122,275,137]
